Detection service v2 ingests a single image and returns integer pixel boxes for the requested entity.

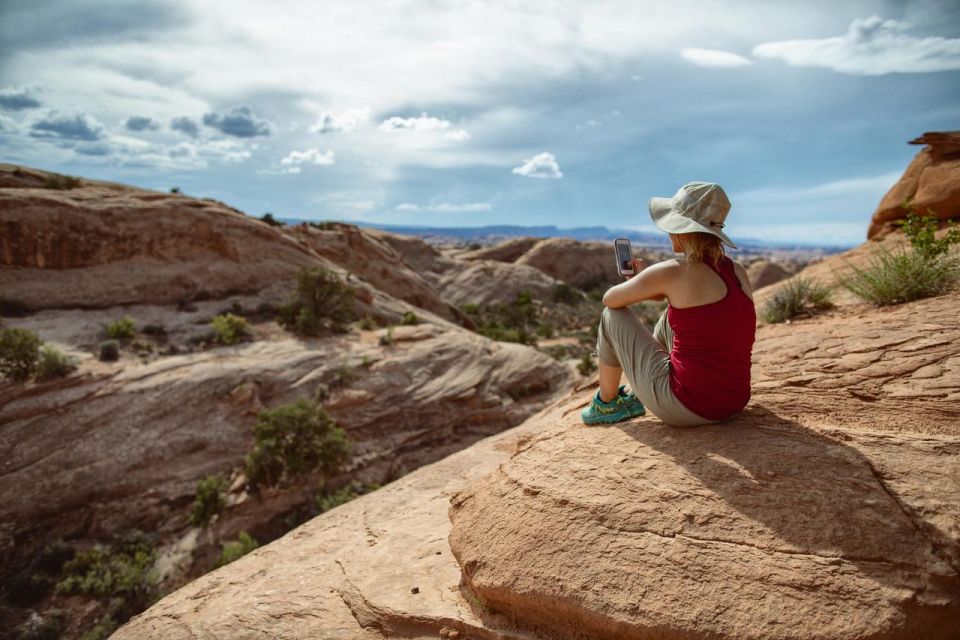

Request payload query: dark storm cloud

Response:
[0,86,41,110]
[170,116,200,138]
[0,0,189,53]
[202,105,270,138]
[125,115,160,131]
[29,111,103,140]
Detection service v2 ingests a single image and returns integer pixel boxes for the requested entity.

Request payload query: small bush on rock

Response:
[761,276,834,324]
[189,474,227,527]
[244,399,350,490]
[553,282,583,305]
[211,313,250,345]
[36,344,76,380]
[55,531,157,608]
[105,316,135,340]
[277,267,356,336]
[260,212,284,227]
[0,327,41,382]
[99,340,120,362]
[42,174,81,190]
[215,532,259,568]
[839,212,959,306]
[315,481,381,514]
[577,352,596,377]
[401,310,420,325]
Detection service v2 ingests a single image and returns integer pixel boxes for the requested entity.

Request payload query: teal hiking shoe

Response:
[581,385,646,425]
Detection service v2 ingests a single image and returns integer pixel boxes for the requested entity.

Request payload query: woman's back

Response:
[666,256,756,420]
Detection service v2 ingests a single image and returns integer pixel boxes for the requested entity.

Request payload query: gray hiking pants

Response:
[594,306,719,427]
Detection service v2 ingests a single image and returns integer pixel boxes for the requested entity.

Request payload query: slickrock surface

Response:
[459,237,541,263]
[0,167,324,309]
[745,259,789,290]
[437,259,563,306]
[291,222,468,324]
[115,286,960,639]
[868,131,960,239]
[515,238,623,290]
[0,323,571,578]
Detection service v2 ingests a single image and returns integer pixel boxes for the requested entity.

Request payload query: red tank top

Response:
[667,256,756,420]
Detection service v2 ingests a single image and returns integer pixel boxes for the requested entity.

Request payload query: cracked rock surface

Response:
[115,284,960,639]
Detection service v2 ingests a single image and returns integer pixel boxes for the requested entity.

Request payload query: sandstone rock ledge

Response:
[114,291,960,640]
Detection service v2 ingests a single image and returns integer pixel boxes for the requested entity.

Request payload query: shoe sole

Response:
[582,408,646,425]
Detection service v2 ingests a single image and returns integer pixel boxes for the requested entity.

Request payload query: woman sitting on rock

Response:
[582,182,756,427]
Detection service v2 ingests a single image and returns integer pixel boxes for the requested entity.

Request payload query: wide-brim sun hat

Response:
[648,181,738,249]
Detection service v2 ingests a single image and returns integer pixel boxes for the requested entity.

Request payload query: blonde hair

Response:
[679,232,724,267]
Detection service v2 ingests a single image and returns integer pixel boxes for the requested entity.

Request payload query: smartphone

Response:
[614,238,633,277]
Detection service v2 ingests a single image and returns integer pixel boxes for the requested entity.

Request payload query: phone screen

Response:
[615,240,632,272]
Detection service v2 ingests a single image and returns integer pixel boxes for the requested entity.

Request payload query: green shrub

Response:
[0,298,30,317]
[211,313,250,346]
[215,532,259,568]
[331,364,357,388]
[463,303,479,316]
[42,174,81,190]
[378,327,395,346]
[244,399,351,490]
[169,186,181,194]
[760,276,834,324]
[357,315,377,330]
[467,292,540,346]
[400,310,420,326]
[189,474,227,527]
[553,282,583,305]
[838,246,958,307]
[106,316,136,339]
[0,327,41,382]
[577,352,596,377]
[141,323,166,336]
[99,340,120,362]
[36,344,76,380]
[261,212,284,227]
[277,267,356,336]
[16,608,65,640]
[78,617,118,640]
[55,532,157,604]
[536,321,555,339]
[899,210,960,260]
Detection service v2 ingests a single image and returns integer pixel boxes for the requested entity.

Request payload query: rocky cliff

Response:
[0,164,583,638]
[868,131,960,239]
[114,251,960,638]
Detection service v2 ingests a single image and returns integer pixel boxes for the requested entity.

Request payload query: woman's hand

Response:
[624,257,647,280]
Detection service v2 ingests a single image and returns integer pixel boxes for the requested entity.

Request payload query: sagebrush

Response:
[0,327,41,382]
[277,267,356,336]
[761,276,834,324]
[244,398,351,490]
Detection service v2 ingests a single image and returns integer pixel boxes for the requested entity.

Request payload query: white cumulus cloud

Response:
[512,152,562,179]
[753,15,960,75]
[379,113,452,132]
[680,48,753,68]
[309,107,370,134]
[281,147,335,168]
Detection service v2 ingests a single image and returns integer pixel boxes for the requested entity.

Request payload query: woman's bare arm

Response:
[602,259,678,308]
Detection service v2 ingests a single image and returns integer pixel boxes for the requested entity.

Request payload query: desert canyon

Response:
[0,131,958,640]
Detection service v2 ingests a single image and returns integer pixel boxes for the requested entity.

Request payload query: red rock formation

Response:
[868,131,960,239]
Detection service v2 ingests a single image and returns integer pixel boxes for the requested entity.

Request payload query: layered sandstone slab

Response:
[115,287,960,640]
[0,323,572,579]
[868,131,960,239]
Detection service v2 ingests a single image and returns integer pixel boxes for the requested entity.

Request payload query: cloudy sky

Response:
[1,0,959,246]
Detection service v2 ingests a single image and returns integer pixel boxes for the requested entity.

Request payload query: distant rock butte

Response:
[115,285,960,639]
[868,131,960,239]
[746,259,789,290]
